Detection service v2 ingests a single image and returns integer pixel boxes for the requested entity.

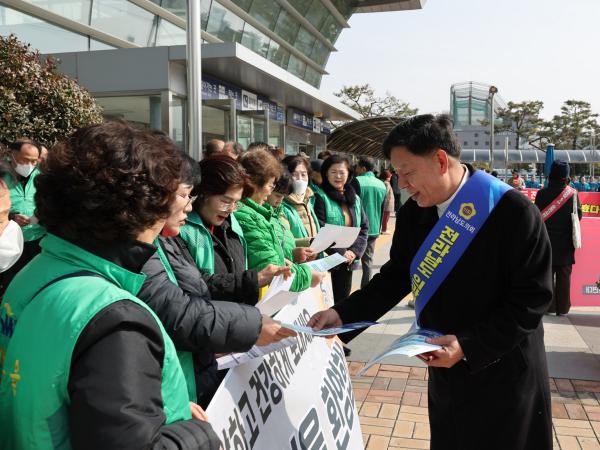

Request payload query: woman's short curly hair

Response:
[195,154,249,206]
[238,149,282,197]
[35,121,182,242]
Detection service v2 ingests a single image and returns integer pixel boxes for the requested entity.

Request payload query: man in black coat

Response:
[309,115,553,450]
[534,161,582,315]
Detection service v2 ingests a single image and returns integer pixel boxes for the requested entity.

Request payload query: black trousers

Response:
[331,266,353,304]
[548,265,572,315]
[0,237,42,297]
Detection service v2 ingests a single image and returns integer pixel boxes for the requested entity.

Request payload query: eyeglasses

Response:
[215,197,239,212]
[178,193,198,208]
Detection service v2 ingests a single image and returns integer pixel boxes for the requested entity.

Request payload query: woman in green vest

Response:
[234,149,325,293]
[265,169,316,265]
[313,154,369,304]
[0,122,220,450]
[0,139,45,296]
[139,153,295,407]
[179,154,289,305]
[280,155,320,247]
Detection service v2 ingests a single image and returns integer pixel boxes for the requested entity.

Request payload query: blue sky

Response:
[320,0,600,120]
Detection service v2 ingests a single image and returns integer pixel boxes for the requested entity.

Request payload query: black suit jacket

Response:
[334,166,553,449]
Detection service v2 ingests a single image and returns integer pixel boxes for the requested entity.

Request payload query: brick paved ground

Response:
[349,362,600,450]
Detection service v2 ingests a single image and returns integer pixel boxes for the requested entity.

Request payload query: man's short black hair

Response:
[8,139,41,156]
[357,157,375,172]
[382,114,461,159]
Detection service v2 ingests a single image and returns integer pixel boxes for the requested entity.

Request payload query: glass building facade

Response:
[0,0,358,88]
[1,0,423,155]
[450,81,506,127]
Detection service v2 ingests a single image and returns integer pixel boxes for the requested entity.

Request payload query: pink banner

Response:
[519,190,600,306]
[572,217,600,306]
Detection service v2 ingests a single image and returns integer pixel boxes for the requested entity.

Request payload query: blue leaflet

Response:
[282,321,378,336]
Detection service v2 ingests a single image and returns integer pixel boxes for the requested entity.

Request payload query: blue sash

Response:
[411,170,511,326]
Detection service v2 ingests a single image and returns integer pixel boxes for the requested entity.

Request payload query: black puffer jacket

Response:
[198,217,259,305]
[66,238,221,449]
[138,236,262,407]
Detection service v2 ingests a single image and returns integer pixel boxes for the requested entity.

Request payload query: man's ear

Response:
[434,149,450,175]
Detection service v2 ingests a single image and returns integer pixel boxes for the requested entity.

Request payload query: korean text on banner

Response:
[206,278,364,449]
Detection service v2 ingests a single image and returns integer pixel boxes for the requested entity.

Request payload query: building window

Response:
[273,10,300,45]
[0,5,89,53]
[241,22,270,58]
[474,141,479,146]
[96,95,162,130]
[248,0,280,29]
[310,40,329,66]
[485,141,489,146]
[496,141,500,146]
[463,141,468,146]
[206,1,244,43]
[90,0,155,46]
[294,27,316,57]
[474,133,479,137]
[305,0,329,30]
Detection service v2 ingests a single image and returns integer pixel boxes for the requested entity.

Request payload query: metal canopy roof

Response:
[327,116,600,162]
[327,116,402,157]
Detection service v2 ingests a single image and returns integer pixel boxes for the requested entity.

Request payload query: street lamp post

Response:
[489,85,498,169]
[186,0,202,160]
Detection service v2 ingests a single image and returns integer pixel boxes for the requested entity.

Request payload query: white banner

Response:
[207,281,364,449]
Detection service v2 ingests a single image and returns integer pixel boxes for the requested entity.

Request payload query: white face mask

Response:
[292,179,308,195]
[14,163,36,178]
[0,220,24,272]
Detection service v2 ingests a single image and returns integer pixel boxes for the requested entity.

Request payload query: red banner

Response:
[518,190,600,306]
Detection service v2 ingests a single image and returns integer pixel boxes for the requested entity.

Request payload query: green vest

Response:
[179,211,247,275]
[315,190,362,228]
[5,168,46,241]
[308,181,324,200]
[0,234,190,450]
[280,198,320,240]
[356,172,387,237]
[154,239,198,402]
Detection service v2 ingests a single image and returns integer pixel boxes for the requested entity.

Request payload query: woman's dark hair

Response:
[247,141,269,152]
[35,121,182,242]
[382,114,461,159]
[381,169,392,180]
[239,149,282,196]
[317,150,332,160]
[195,154,248,208]
[320,154,357,206]
[273,168,293,195]
[179,152,202,187]
[282,154,310,176]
